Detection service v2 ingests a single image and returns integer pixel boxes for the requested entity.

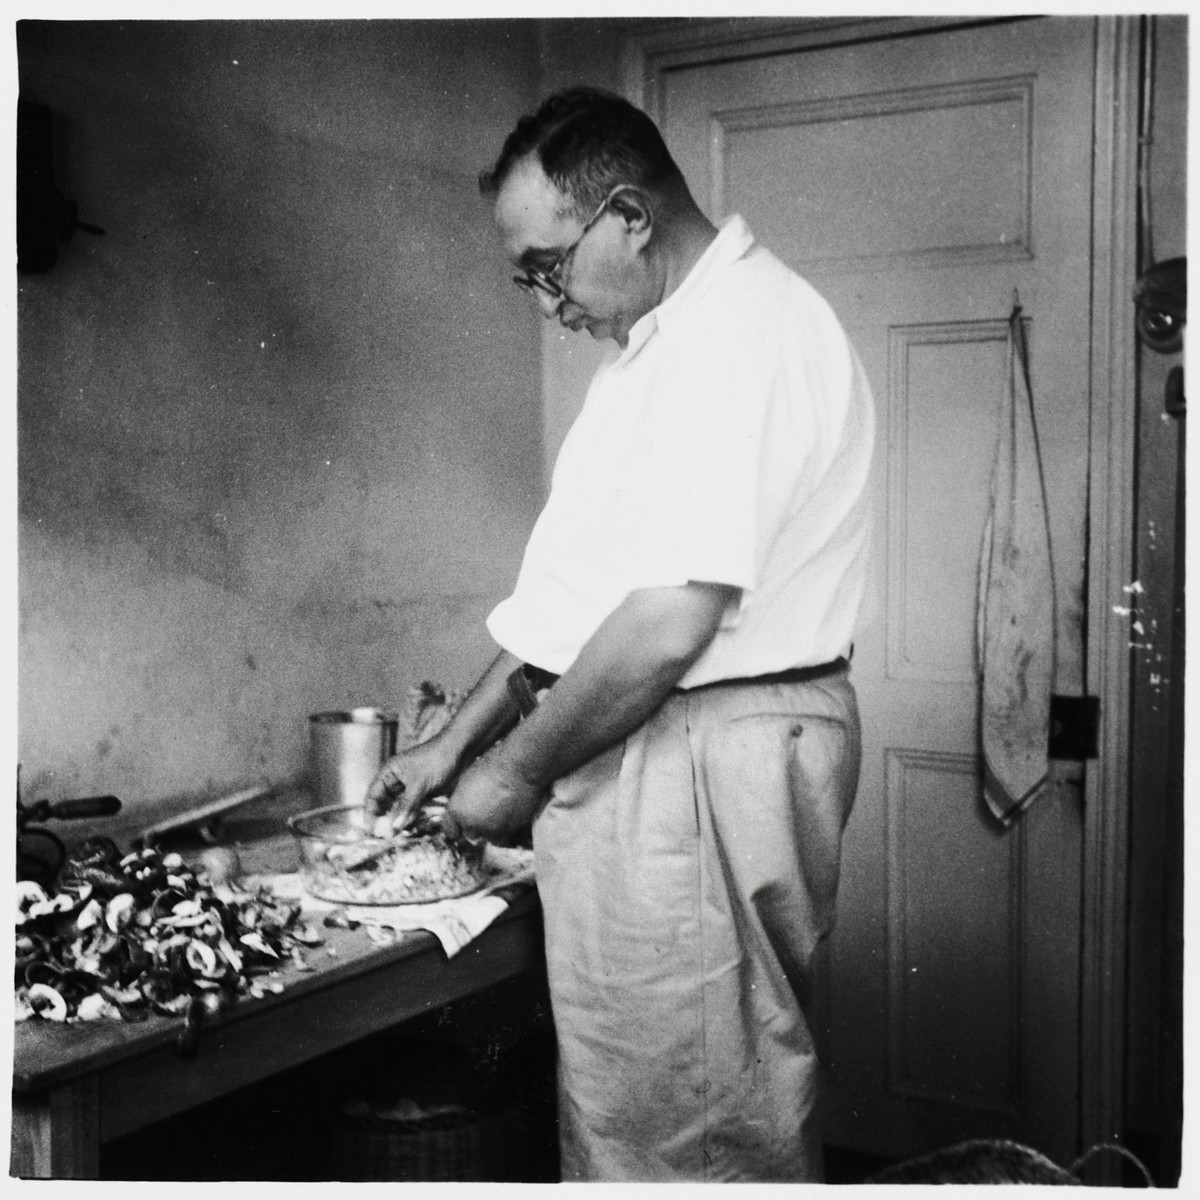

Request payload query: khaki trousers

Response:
[532,669,861,1181]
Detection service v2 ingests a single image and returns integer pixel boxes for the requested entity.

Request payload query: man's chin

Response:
[566,316,617,344]
[585,320,619,343]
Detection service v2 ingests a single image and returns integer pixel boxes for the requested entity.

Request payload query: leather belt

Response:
[507,664,561,717]
[507,657,849,717]
[684,656,850,693]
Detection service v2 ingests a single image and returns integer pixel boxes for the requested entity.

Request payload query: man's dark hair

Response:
[479,86,684,215]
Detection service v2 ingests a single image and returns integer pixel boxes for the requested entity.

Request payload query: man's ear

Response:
[608,186,653,238]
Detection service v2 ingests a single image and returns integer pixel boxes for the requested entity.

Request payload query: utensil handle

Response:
[49,795,122,820]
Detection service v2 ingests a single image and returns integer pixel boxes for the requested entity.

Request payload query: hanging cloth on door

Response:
[976,302,1057,826]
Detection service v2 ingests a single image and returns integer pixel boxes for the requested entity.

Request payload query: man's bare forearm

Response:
[491,583,735,792]
[438,648,525,766]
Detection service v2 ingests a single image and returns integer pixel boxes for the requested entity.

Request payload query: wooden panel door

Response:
[652,17,1098,1164]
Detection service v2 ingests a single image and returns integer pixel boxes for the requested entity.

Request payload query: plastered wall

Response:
[17,20,544,834]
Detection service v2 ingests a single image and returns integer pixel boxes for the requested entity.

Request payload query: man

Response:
[367,86,874,1182]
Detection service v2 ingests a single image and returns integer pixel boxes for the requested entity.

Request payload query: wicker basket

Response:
[329,1100,514,1182]
[867,1139,1079,1185]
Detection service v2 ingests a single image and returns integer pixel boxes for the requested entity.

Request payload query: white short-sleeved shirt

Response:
[487,215,875,689]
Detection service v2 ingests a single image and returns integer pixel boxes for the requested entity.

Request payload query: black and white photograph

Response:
[11,8,1187,1188]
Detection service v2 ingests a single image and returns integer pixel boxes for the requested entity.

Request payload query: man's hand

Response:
[444,745,546,846]
[365,735,461,830]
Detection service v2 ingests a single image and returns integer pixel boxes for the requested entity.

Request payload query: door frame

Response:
[626,14,1140,1177]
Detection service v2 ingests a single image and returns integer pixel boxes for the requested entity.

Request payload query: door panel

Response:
[711,76,1034,272]
[655,17,1095,1164]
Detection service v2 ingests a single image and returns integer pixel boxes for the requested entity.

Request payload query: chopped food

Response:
[303,830,487,905]
[195,846,242,885]
[293,795,487,906]
[26,983,68,1022]
[14,839,324,1025]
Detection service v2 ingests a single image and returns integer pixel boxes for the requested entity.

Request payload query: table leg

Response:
[11,1076,101,1179]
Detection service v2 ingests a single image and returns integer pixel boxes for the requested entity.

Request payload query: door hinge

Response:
[1048,694,1100,760]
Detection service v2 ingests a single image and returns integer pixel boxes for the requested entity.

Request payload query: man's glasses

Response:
[513,192,612,302]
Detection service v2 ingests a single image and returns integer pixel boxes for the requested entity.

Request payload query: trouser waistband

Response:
[681,657,850,693]
[507,657,850,718]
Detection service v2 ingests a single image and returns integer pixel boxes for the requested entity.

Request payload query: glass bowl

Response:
[287,804,487,906]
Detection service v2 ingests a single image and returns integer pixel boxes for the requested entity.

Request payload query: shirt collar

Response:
[615,214,756,364]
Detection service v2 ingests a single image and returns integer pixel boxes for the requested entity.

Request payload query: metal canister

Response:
[308,707,399,812]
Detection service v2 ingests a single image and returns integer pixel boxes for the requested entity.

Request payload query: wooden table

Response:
[10,793,545,1179]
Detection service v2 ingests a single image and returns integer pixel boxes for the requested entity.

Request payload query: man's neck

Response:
[614,199,720,350]
[658,208,720,306]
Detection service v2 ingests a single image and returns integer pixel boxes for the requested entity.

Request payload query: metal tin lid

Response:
[310,708,397,725]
